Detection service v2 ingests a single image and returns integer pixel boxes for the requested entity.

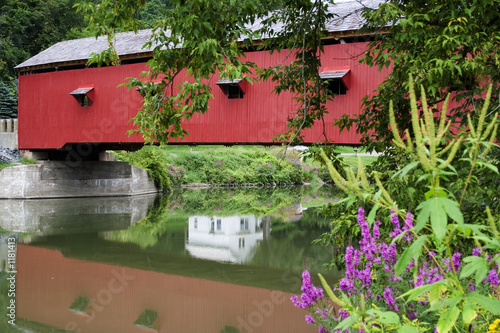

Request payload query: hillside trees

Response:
[0,0,92,117]
[337,0,500,152]
[0,0,168,118]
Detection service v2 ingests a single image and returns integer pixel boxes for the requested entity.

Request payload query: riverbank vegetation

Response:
[113,145,334,190]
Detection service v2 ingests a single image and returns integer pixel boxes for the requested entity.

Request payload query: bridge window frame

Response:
[216,78,245,99]
[70,87,94,107]
[319,69,350,96]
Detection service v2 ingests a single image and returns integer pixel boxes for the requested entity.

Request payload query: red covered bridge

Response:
[15,0,389,158]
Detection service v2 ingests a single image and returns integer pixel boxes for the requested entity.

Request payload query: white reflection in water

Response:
[186,215,264,264]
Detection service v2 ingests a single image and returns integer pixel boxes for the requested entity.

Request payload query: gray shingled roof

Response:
[16,0,383,70]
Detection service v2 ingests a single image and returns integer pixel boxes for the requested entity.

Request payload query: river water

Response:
[0,186,341,333]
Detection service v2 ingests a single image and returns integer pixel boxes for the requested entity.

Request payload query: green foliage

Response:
[337,0,500,152]
[0,80,17,118]
[316,78,500,332]
[0,161,9,171]
[137,0,171,28]
[0,0,91,81]
[78,0,345,145]
[19,156,37,165]
[115,145,172,190]
[116,146,320,187]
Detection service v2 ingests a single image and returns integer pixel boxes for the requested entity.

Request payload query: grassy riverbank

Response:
[114,145,331,190]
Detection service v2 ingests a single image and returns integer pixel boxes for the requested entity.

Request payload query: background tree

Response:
[0,0,95,118]
[0,80,17,119]
[0,0,167,118]
[336,0,500,152]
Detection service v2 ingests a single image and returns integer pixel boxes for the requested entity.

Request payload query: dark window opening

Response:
[216,79,244,99]
[70,87,94,107]
[226,84,244,99]
[319,70,349,96]
[326,79,347,95]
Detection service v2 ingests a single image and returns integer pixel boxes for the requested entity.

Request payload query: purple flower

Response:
[305,315,315,323]
[488,270,499,286]
[402,212,414,241]
[338,278,354,291]
[373,220,381,242]
[451,252,461,272]
[338,309,350,320]
[383,287,399,312]
[389,210,402,238]
[472,248,482,256]
[291,270,324,308]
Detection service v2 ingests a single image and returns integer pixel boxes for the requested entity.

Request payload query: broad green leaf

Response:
[366,309,400,325]
[417,197,462,241]
[415,199,432,232]
[428,284,447,306]
[462,300,477,325]
[367,204,379,224]
[460,256,489,285]
[468,292,500,314]
[436,306,460,333]
[334,312,359,331]
[392,161,419,180]
[423,297,461,315]
[395,235,427,276]
[398,325,418,333]
[439,197,464,227]
[400,279,447,301]
[429,198,447,241]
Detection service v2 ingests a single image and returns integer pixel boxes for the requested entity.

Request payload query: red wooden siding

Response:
[18,42,390,149]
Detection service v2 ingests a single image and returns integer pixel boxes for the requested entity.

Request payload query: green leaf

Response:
[423,296,461,315]
[395,235,427,276]
[462,300,477,325]
[436,305,460,333]
[416,197,463,241]
[468,292,500,314]
[334,312,359,331]
[439,197,464,227]
[415,199,432,232]
[366,309,400,325]
[428,284,447,306]
[398,325,418,333]
[460,256,489,285]
[367,204,379,224]
[392,161,419,180]
[401,279,449,302]
[429,198,448,241]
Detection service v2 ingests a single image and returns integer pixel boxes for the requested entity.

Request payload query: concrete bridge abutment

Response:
[0,160,158,199]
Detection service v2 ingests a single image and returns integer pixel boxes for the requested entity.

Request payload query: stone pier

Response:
[0,160,158,199]
[0,118,17,150]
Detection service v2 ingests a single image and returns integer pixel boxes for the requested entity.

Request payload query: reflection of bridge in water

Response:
[2,192,338,332]
[0,194,156,235]
[186,215,271,264]
[17,243,318,333]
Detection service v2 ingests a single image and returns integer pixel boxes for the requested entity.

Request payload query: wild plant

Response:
[292,76,500,332]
